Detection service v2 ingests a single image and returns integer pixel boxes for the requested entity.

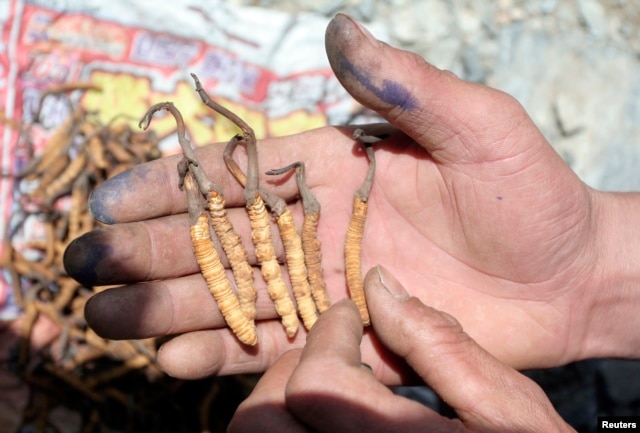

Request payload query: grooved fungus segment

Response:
[345,128,379,326]
[266,162,331,314]
[139,100,258,344]
[184,172,257,346]
[193,74,304,336]
[137,76,384,342]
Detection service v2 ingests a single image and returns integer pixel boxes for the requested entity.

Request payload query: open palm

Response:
[65,14,600,381]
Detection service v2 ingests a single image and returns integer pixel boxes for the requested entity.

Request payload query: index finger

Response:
[297,298,364,370]
[284,299,454,433]
[88,126,358,224]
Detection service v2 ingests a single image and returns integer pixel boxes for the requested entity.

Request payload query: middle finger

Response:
[64,204,293,287]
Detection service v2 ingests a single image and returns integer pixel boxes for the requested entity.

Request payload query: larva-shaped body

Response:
[345,196,370,326]
[33,154,70,197]
[247,195,299,337]
[301,212,331,313]
[41,221,56,267]
[68,175,89,241]
[22,109,80,180]
[191,214,257,346]
[207,191,256,321]
[80,121,109,170]
[43,152,87,201]
[106,138,135,164]
[276,207,318,330]
[87,132,108,170]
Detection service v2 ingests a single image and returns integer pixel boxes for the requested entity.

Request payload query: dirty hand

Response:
[64,14,640,379]
[228,266,575,433]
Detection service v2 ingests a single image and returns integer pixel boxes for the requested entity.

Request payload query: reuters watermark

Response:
[598,417,640,432]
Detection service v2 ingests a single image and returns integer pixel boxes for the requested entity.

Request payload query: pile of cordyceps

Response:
[1,83,259,433]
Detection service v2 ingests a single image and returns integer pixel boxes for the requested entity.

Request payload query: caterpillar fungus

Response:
[81,121,109,170]
[139,101,257,343]
[184,171,257,346]
[68,174,90,243]
[245,188,300,336]
[191,74,303,336]
[24,84,101,183]
[206,191,256,321]
[275,205,319,330]
[21,107,84,183]
[224,137,318,332]
[266,162,331,313]
[345,128,380,326]
[32,82,102,123]
[42,150,88,204]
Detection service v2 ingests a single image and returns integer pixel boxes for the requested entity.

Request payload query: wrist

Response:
[579,190,640,360]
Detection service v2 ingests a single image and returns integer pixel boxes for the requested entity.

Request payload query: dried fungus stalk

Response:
[345,128,380,326]
[266,162,331,313]
[184,171,257,346]
[246,191,300,336]
[19,107,84,182]
[207,190,257,321]
[276,206,319,330]
[139,102,258,339]
[221,137,303,336]
[221,125,318,332]
[33,82,102,123]
[192,74,307,335]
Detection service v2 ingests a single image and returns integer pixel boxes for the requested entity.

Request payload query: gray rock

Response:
[578,0,608,37]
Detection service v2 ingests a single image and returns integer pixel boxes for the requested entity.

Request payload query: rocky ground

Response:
[229,0,640,430]
[235,0,640,192]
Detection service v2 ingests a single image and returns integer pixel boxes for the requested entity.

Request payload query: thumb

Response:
[364,265,574,432]
[325,13,539,165]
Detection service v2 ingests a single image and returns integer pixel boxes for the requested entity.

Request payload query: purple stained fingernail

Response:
[63,230,115,287]
[89,164,158,224]
[89,170,132,224]
[326,14,418,111]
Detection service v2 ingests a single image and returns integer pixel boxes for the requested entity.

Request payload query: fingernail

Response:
[328,13,378,49]
[339,13,377,44]
[375,265,409,300]
[326,14,419,112]
[63,231,113,286]
[88,186,114,224]
[88,170,133,224]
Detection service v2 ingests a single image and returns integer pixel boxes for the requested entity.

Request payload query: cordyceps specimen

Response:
[223,136,318,333]
[139,101,257,345]
[266,162,331,313]
[184,169,257,346]
[191,74,319,335]
[346,128,380,326]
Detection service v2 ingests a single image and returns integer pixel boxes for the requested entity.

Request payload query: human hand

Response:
[227,266,576,433]
[64,14,637,380]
